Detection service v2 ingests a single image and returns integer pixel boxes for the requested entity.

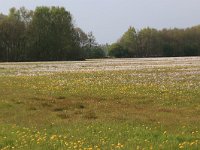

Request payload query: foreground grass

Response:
[0,59,200,149]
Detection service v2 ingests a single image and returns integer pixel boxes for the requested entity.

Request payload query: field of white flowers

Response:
[0,57,199,76]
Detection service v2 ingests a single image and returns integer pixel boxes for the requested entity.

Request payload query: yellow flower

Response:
[50,135,57,140]
[190,142,195,146]
[179,145,184,149]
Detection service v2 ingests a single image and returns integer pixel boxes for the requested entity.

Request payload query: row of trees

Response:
[0,7,106,62]
[1,6,200,61]
[109,26,200,57]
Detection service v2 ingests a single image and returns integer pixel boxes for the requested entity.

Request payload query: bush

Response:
[108,44,129,58]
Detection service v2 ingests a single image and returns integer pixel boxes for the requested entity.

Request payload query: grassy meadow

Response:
[0,57,200,150]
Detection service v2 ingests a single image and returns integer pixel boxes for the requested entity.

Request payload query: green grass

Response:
[0,59,200,150]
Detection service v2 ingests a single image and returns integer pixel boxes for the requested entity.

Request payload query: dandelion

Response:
[50,135,57,140]
[179,145,184,149]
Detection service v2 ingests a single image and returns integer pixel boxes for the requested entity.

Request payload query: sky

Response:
[0,0,200,44]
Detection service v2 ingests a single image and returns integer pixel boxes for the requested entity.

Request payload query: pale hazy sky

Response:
[0,0,200,44]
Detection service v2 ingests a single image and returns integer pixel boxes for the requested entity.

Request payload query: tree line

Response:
[109,26,200,58]
[0,7,106,62]
[0,7,200,62]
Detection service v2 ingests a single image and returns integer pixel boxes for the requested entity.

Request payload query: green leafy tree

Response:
[119,27,137,57]
[28,6,81,61]
[137,28,162,57]
[0,8,26,61]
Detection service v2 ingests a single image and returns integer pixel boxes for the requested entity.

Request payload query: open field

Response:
[0,57,200,150]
